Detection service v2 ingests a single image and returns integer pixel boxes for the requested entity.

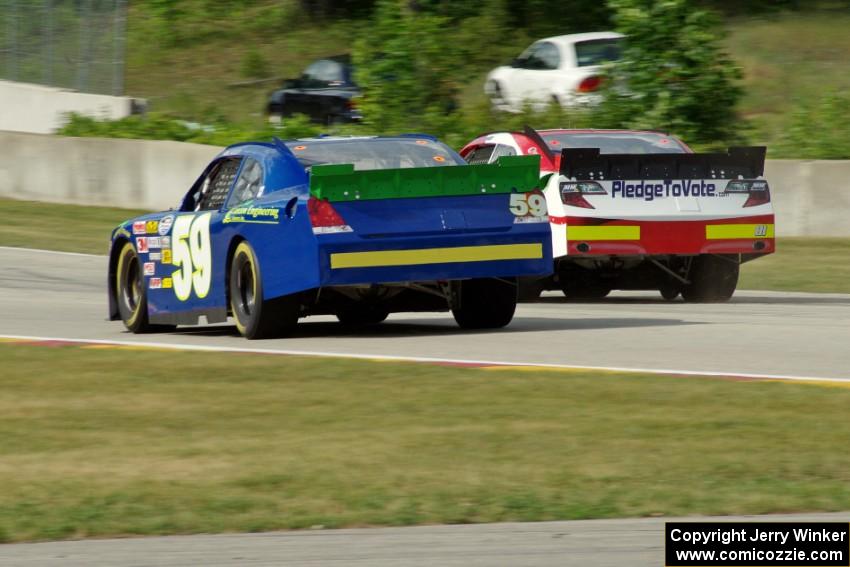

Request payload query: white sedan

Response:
[485,32,623,112]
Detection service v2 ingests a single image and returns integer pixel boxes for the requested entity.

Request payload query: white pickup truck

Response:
[485,32,623,112]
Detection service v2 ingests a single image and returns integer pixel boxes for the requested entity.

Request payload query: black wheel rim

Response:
[122,256,140,313]
[236,258,255,317]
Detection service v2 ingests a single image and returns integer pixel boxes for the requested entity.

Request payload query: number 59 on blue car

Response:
[107,135,553,339]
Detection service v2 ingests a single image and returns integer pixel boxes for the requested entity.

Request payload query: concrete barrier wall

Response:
[764,160,850,237]
[0,131,220,211]
[0,131,848,236]
[0,80,145,135]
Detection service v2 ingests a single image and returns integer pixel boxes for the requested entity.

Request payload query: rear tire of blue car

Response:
[116,241,175,334]
[229,241,299,340]
[452,278,517,329]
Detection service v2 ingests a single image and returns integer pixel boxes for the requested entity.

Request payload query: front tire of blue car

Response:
[229,241,299,340]
[452,278,517,330]
[116,241,174,334]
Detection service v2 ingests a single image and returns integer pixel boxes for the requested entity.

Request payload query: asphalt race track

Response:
[0,512,847,567]
[1,247,848,380]
[2,246,850,566]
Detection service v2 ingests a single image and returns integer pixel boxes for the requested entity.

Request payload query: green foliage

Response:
[776,90,850,159]
[597,0,743,147]
[297,0,377,20]
[353,0,460,134]
[241,49,271,79]
[351,0,601,144]
[57,113,323,147]
[699,0,850,15]
[504,0,612,38]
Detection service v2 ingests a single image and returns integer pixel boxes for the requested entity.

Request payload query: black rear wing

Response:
[559,146,766,180]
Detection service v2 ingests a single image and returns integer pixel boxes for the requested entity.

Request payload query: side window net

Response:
[197,158,241,211]
[464,145,495,165]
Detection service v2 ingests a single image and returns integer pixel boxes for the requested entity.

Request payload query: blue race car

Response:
[108,135,552,339]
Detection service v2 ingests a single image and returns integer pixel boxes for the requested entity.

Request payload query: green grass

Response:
[724,11,850,152]
[2,340,850,543]
[0,198,147,255]
[124,3,360,127]
[739,238,850,294]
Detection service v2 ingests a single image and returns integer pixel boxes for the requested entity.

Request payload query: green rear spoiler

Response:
[309,155,544,202]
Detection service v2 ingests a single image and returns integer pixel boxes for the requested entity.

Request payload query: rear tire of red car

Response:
[452,278,517,329]
[681,255,739,303]
[229,241,299,339]
[659,285,681,301]
[116,241,175,334]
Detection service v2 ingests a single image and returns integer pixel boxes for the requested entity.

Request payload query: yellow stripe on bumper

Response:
[706,223,774,240]
[330,243,543,269]
[566,225,641,241]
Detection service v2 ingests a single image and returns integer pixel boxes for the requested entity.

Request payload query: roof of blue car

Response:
[225,134,440,152]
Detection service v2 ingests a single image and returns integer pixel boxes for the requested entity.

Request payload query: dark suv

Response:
[266,55,362,125]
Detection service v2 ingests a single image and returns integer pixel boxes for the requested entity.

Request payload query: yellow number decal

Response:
[190,214,212,299]
[171,213,212,301]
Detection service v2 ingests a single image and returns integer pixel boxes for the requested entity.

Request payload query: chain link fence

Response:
[1,0,127,95]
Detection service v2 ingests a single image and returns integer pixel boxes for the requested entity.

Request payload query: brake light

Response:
[577,76,602,93]
[724,180,771,208]
[560,181,606,209]
[307,197,352,233]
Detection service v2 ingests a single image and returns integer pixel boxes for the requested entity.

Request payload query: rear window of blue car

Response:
[285,138,466,171]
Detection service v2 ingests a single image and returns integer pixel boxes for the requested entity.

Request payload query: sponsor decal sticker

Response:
[143,262,155,276]
[222,205,280,225]
[132,221,146,235]
[158,215,174,235]
[146,220,159,234]
[149,277,162,289]
[147,236,162,249]
[162,277,172,289]
[162,236,171,249]
[611,179,717,201]
[162,249,172,264]
[136,237,148,253]
[149,252,162,261]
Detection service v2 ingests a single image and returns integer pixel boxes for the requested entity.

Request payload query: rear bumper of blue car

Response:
[315,228,552,286]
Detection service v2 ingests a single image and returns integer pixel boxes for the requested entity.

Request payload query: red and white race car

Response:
[460,128,775,301]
